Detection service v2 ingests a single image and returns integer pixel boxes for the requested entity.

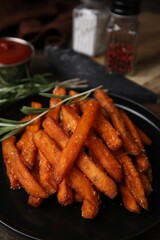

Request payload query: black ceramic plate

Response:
[0,93,160,240]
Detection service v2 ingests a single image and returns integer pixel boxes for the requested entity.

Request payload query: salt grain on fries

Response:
[1,86,153,219]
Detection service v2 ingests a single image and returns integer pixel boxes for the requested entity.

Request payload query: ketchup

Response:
[0,38,33,65]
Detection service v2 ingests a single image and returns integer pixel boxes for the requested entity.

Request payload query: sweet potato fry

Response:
[94,89,141,156]
[135,153,151,173]
[43,117,117,199]
[27,102,42,131]
[136,126,152,146]
[20,130,37,169]
[17,102,42,169]
[146,167,153,183]
[2,148,21,189]
[85,132,123,183]
[69,89,88,112]
[53,100,99,184]
[135,165,153,196]
[34,130,99,207]
[70,102,81,114]
[93,110,122,151]
[88,150,104,171]
[74,192,83,203]
[20,101,42,122]
[20,114,35,123]
[81,198,100,219]
[74,191,100,219]
[16,130,28,151]
[50,86,67,108]
[119,182,141,214]
[77,153,117,199]
[119,110,143,149]
[61,105,123,183]
[28,196,44,207]
[115,149,148,209]
[42,117,68,150]
[34,130,62,169]
[15,114,36,137]
[2,136,48,199]
[30,153,40,181]
[17,102,42,152]
[57,179,74,206]
[47,86,66,121]
[66,167,98,208]
[120,109,150,171]
[38,151,57,195]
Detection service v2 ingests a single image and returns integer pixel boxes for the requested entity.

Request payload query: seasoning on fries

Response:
[1,86,153,219]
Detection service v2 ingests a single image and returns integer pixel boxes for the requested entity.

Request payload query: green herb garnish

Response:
[0,74,88,108]
[0,84,102,142]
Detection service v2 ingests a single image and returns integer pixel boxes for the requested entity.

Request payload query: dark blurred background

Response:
[0,0,160,49]
[0,0,79,48]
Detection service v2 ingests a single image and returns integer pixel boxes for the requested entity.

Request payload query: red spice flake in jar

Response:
[107,44,134,74]
[0,38,33,65]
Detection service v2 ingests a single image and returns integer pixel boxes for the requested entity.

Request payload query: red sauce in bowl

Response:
[0,38,34,65]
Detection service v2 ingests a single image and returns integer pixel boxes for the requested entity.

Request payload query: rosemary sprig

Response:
[0,85,102,142]
[0,73,88,108]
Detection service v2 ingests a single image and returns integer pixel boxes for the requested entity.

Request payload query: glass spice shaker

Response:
[106,0,141,74]
[72,0,109,57]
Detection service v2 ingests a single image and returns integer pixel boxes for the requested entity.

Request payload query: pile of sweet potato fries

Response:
[2,86,153,219]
